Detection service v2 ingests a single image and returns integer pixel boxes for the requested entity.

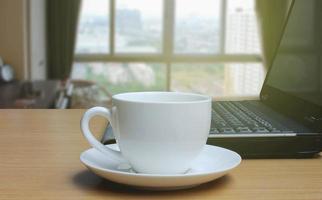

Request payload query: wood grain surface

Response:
[0,110,321,200]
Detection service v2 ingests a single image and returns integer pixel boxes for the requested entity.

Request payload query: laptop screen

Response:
[261,0,322,130]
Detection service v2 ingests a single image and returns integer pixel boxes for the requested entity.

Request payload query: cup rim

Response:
[112,91,212,104]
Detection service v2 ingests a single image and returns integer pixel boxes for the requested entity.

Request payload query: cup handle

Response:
[81,106,127,163]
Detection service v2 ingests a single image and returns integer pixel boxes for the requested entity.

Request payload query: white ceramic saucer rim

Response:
[80,144,241,178]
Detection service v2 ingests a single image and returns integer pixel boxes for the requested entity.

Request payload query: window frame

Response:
[74,0,262,90]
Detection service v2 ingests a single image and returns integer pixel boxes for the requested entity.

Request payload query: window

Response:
[115,0,163,53]
[73,0,264,97]
[225,0,261,54]
[75,0,109,53]
[72,62,166,94]
[174,0,221,54]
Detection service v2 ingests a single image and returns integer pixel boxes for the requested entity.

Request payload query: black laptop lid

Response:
[261,0,322,132]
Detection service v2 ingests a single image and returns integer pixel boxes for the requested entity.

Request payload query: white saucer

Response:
[80,144,241,190]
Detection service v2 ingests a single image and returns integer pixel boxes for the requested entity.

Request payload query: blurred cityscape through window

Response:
[73,0,264,98]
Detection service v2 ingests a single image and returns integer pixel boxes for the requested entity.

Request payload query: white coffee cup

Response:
[81,92,211,174]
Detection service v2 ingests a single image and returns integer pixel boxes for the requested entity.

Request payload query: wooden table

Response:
[0,110,322,200]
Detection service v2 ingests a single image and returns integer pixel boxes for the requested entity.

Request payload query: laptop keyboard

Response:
[210,101,294,135]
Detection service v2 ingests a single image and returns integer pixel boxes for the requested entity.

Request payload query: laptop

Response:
[102,0,322,158]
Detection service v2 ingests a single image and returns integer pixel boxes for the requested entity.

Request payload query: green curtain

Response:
[256,0,293,70]
[47,0,81,79]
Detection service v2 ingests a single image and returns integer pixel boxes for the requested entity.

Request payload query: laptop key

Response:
[236,127,252,133]
[267,127,284,132]
[282,130,294,133]
[214,122,230,128]
[268,128,281,133]
[218,127,236,134]
[209,128,219,134]
[231,124,244,128]
[252,127,270,133]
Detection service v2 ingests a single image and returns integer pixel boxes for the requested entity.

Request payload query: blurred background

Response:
[0,0,292,108]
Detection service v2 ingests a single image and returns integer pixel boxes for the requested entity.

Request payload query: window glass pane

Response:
[225,0,261,54]
[225,63,265,96]
[171,64,225,96]
[75,0,109,54]
[174,0,221,54]
[115,0,163,53]
[71,62,166,94]
[171,63,264,97]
